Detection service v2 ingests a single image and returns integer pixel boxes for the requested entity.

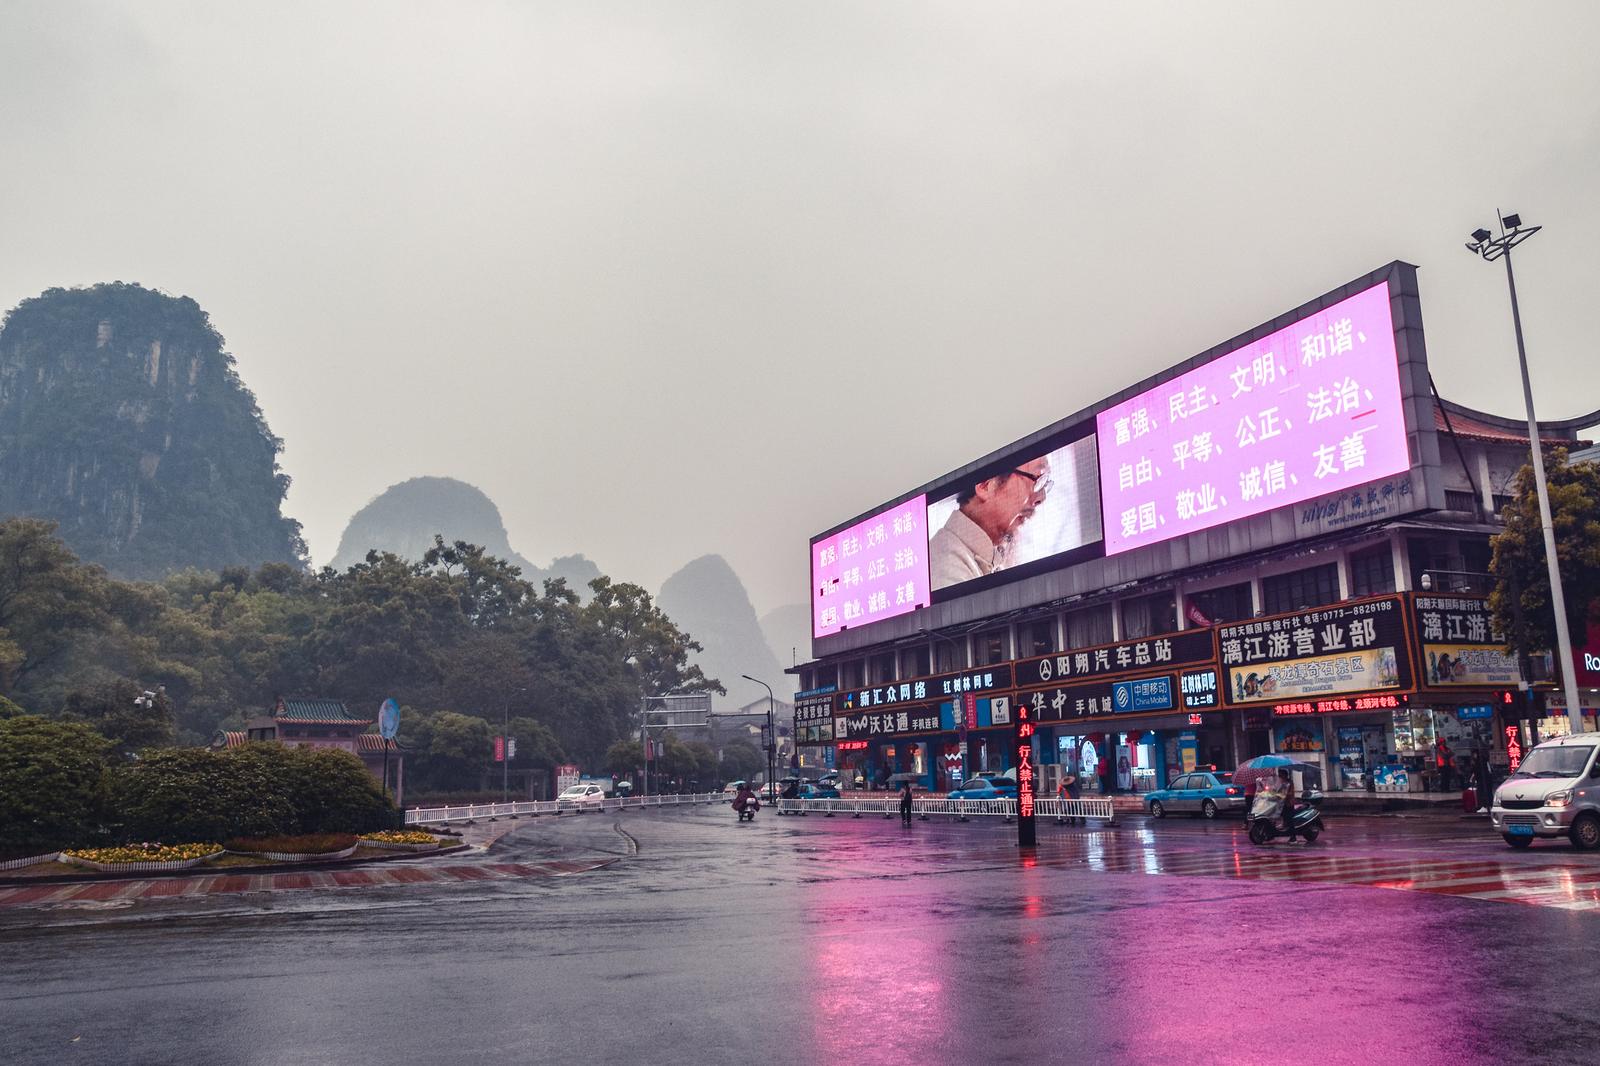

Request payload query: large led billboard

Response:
[1096,282,1408,555]
[812,496,931,638]
[927,435,1101,593]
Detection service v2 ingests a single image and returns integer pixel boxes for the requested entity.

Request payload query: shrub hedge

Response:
[0,716,110,859]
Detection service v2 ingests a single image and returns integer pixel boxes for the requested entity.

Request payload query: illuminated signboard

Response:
[1412,595,1522,687]
[1097,282,1410,555]
[1219,595,1413,707]
[1015,700,1037,847]
[811,496,931,638]
[1015,629,1214,688]
[927,435,1101,594]
[1272,693,1408,716]
[1180,669,1219,709]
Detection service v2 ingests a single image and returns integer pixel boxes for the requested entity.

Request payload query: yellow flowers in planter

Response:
[63,842,219,864]
[360,830,442,846]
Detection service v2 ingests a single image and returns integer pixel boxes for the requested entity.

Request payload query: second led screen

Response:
[927,435,1101,594]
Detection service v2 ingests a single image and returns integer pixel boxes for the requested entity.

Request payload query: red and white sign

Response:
[493,735,506,763]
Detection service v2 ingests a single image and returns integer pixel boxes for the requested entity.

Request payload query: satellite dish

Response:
[378,698,401,740]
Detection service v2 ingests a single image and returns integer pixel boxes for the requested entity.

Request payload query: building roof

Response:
[356,734,395,753]
[1434,398,1598,448]
[274,697,374,726]
[214,730,247,749]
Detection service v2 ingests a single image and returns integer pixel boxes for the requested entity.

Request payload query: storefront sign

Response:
[1180,669,1220,709]
[1018,676,1188,723]
[834,706,943,741]
[1016,629,1214,688]
[836,740,869,751]
[1412,595,1523,687]
[840,664,1014,713]
[1458,705,1494,721]
[1572,621,1600,687]
[1272,693,1407,716]
[1112,677,1174,713]
[1220,595,1411,706]
[794,688,837,744]
[1015,702,1037,847]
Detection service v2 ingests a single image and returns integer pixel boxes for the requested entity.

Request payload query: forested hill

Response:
[0,283,306,579]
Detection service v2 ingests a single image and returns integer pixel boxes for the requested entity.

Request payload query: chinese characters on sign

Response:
[1219,596,1410,705]
[793,687,837,744]
[812,496,931,638]
[1015,701,1037,847]
[1097,282,1411,555]
[1412,594,1523,687]
[1014,629,1213,687]
[1022,678,1178,723]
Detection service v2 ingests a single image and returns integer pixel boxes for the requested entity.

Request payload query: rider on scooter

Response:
[733,782,757,814]
[1276,768,1298,843]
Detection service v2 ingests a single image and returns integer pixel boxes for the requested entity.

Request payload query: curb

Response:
[0,841,472,889]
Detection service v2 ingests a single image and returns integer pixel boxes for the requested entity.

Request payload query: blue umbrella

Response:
[1234,754,1299,797]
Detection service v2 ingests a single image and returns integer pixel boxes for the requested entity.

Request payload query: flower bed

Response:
[0,851,61,871]
[62,843,222,873]
[359,830,444,851]
[225,833,359,863]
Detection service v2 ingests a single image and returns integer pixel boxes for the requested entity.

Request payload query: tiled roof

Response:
[1433,399,1594,448]
[357,734,396,753]
[274,697,374,725]
[214,730,247,749]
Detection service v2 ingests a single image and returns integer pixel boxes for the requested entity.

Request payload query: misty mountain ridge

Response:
[658,554,789,706]
[330,475,601,593]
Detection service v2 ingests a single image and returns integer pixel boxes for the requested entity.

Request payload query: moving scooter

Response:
[735,797,759,822]
[1247,788,1324,845]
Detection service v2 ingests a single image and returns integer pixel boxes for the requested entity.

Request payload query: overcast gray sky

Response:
[2,1,1597,616]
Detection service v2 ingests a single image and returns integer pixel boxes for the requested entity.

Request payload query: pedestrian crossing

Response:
[914,833,1600,911]
[0,858,612,911]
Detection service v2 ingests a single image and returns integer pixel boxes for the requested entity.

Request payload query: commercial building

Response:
[793,263,1598,798]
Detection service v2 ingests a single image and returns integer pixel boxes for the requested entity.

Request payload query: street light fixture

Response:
[741,674,776,799]
[1465,210,1584,731]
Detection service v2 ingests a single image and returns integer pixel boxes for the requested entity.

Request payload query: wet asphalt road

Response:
[4,805,1600,1066]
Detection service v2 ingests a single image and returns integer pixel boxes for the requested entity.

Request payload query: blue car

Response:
[947,778,1017,800]
[1143,770,1246,819]
[796,783,840,800]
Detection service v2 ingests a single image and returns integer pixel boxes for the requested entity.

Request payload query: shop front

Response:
[827,665,1015,790]
[1013,629,1223,794]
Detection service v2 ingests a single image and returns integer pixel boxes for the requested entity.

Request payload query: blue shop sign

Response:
[1112,677,1174,713]
[1458,705,1494,721]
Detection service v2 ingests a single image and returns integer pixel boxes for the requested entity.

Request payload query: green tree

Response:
[0,519,113,697]
[58,679,175,756]
[718,740,763,782]
[1489,448,1600,658]
[605,739,643,778]
[0,716,109,857]
[110,747,294,842]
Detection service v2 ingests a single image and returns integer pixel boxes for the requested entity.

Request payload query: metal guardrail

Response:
[404,792,721,825]
[775,796,1115,823]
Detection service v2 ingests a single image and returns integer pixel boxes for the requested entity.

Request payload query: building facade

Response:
[794,263,1599,798]
[213,696,404,803]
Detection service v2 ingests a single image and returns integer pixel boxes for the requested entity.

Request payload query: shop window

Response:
[1066,605,1114,649]
[1261,563,1340,615]
[901,645,930,679]
[1186,582,1252,626]
[869,651,896,685]
[972,628,1010,667]
[1120,592,1177,640]
[1023,618,1056,657]
[840,659,864,690]
[1348,545,1395,597]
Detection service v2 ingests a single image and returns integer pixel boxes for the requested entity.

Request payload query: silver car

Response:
[1490,735,1600,849]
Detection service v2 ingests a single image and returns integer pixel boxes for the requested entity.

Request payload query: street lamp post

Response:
[742,674,776,799]
[1466,212,1584,732]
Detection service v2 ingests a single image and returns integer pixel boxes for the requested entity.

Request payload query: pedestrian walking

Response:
[1475,749,1493,814]
[899,779,914,824]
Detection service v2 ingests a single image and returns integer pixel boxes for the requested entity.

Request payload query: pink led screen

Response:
[812,496,931,639]
[1097,281,1409,555]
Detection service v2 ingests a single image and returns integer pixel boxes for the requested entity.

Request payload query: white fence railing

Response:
[405,792,721,825]
[775,796,1115,823]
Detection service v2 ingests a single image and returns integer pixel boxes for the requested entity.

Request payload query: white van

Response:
[1490,734,1600,849]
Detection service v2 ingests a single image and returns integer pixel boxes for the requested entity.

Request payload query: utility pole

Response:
[1466,213,1584,731]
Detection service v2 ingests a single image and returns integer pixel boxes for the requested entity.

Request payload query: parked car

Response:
[721,780,749,802]
[1490,734,1600,849]
[947,778,1017,801]
[1143,771,1245,819]
[794,782,840,800]
[557,782,606,810]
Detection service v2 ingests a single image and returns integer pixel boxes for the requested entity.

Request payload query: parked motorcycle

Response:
[1247,788,1324,845]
